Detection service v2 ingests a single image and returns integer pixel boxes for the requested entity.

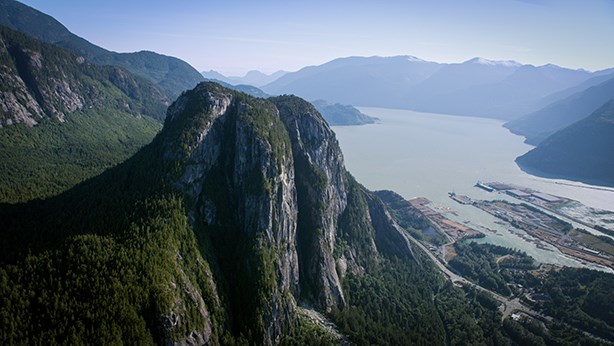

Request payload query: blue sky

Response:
[19,0,614,75]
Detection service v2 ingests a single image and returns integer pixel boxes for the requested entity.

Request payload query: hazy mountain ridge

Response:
[516,99,614,187]
[262,55,602,120]
[263,55,442,110]
[202,69,287,87]
[0,25,167,202]
[0,0,204,99]
[311,99,378,125]
[505,74,614,145]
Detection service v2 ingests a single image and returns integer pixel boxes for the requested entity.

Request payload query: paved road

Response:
[400,229,549,321]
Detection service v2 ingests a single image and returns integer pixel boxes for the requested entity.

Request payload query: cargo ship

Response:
[475,181,494,192]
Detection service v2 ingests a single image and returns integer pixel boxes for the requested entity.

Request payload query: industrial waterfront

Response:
[333,107,614,270]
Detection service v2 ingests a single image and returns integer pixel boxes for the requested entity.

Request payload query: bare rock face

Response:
[163,83,300,344]
[0,64,44,126]
[0,26,169,126]
[273,96,348,310]
[0,35,84,125]
[154,82,418,344]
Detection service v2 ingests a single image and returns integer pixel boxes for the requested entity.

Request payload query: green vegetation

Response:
[310,99,378,126]
[0,110,160,203]
[336,175,377,265]
[0,191,224,344]
[502,316,612,346]
[0,26,169,123]
[449,242,536,297]
[516,100,614,187]
[533,267,614,341]
[331,256,446,345]
[0,25,170,203]
[1,79,612,345]
[436,283,510,345]
[376,190,447,245]
[0,122,239,343]
[444,242,613,345]
[330,241,515,345]
[280,310,338,346]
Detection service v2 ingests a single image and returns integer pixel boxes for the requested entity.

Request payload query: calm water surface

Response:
[332,107,614,270]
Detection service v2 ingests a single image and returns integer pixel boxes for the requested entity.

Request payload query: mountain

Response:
[0,0,204,99]
[421,62,594,119]
[262,56,599,120]
[199,79,377,126]
[516,100,614,186]
[201,69,233,84]
[262,55,442,109]
[505,75,614,144]
[203,78,271,98]
[311,99,378,125]
[202,69,287,87]
[530,70,614,110]
[407,57,522,117]
[0,26,168,202]
[0,82,510,345]
[233,70,287,86]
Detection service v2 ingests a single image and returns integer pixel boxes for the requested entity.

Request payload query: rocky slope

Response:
[0,0,204,99]
[516,99,614,187]
[0,25,169,126]
[0,82,415,344]
[0,26,168,202]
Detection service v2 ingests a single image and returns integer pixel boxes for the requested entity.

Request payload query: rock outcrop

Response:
[0,26,169,127]
[154,83,416,343]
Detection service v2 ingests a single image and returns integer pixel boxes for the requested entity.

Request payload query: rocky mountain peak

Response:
[147,82,416,342]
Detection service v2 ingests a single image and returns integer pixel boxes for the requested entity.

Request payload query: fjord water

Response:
[332,107,614,269]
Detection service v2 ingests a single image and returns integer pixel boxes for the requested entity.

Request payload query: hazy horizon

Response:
[17,0,614,76]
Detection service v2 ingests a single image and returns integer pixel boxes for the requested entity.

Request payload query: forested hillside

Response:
[0,26,166,202]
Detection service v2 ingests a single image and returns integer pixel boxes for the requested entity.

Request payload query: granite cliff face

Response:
[154,82,416,343]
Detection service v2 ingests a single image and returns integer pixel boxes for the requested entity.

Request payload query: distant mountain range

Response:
[0,0,204,99]
[516,99,614,187]
[505,73,614,145]
[202,69,287,87]
[260,55,609,120]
